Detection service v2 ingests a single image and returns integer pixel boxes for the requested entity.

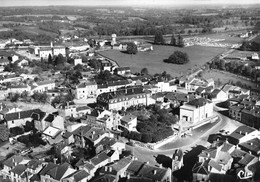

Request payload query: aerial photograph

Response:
[0,0,260,181]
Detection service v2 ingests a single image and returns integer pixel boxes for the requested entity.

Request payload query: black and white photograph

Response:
[0,0,259,181]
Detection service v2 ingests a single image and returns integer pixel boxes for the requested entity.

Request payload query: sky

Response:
[1,0,260,7]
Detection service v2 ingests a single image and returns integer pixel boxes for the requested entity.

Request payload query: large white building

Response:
[180,98,213,124]
[75,81,98,99]
[97,86,155,111]
[28,43,66,59]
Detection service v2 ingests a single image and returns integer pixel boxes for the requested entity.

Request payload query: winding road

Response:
[126,105,242,165]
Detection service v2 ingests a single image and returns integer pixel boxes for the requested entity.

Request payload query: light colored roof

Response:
[43,126,61,138]
[121,114,137,123]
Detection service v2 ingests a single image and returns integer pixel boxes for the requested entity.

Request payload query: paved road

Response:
[127,105,241,166]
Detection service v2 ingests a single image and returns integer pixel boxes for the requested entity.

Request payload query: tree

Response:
[48,54,53,65]
[141,133,152,143]
[126,42,138,54]
[154,30,165,45]
[170,34,176,46]
[164,51,190,64]
[141,68,149,75]
[177,34,184,47]
[32,92,48,103]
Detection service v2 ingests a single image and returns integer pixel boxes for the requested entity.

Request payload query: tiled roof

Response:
[208,159,222,172]
[192,160,209,175]
[73,125,105,142]
[138,163,168,181]
[39,162,57,175]
[10,164,27,175]
[63,131,73,139]
[90,151,109,166]
[89,174,116,182]
[220,142,234,152]
[186,98,210,107]
[46,163,72,181]
[238,153,255,166]
[3,155,26,168]
[36,80,55,86]
[121,114,136,123]
[31,111,46,121]
[198,148,217,159]
[115,67,130,71]
[27,159,42,170]
[126,160,144,175]
[94,137,116,148]
[64,170,90,182]
[110,157,132,172]
[230,149,247,159]
[229,125,255,140]
[239,138,260,154]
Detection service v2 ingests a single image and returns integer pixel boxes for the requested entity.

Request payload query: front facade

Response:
[75,81,98,99]
[97,86,155,111]
[180,98,213,124]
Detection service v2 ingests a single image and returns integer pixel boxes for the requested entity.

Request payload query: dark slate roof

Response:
[94,137,116,148]
[115,67,130,71]
[31,111,46,121]
[44,114,55,123]
[63,131,73,139]
[89,174,116,182]
[238,153,255,166]
[76,106,91,112]
[3,155,26,168]
[4,109,43,121]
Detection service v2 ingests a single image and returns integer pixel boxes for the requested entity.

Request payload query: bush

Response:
[164,51,190,64]
[10,127,24,137]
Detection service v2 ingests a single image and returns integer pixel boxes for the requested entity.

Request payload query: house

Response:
[0,155,30,180]
[112,43,123,50]
[11,54,19,63]
[192,160,210,182]
[97,86,155,111]
[239,138,260,156]
[94,136,125,155]
[16,59,29,68]
[62,170,91,182]
[210,89,228,101]
[179,98,213,124]
[40,163,76,182]
[62,131,74,145]
[222,84,250,99]
[58,102,92,118]
[252,53,259,60]
[29,44,66,59]
[42,126,63,145]
[96,110,122,130]
[73,125,110,147]
[185,77,214,91]
[114,67,131,75]
[75,81,98,99]
[7,84,31,94]
[101,60,112,71]
[119,114,137,131]
[1,108,43,129]
[0,58,10,66]
[99,156,132,181]
[31,80,55,94]
[96,80,132,96]
[172,149,184,172]
[34,113,65,131]
[228,125,255,145]
[125,160,172,182]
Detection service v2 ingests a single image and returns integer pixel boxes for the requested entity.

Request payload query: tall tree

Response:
[170,34,176,46]
[177,34,184,47]
[154,30,165,45]
[48,54,52,65]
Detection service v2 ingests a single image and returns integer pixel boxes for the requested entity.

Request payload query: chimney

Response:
[53,158,57,164]
[18,112,21,119]
[127,174,130,179]
[109,167,112,172]
[159,164,163,168]
[105,166,108,171]
[245,132,248,135]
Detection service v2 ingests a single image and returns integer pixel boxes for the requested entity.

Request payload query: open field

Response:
[18,26,58,37]
[202,69,258,89]
[100,45,225,77]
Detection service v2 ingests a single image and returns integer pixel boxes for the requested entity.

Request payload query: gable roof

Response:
[3,155,27,168]
[239,138,260,154]
[44,114,55,123]
[186,98,209,107]
[4,109,43,121]
[137,164,168,181]
[208,159,222,172]
[63,170,90,182]
[10,164,27,175]
[90,151,109,166]
[121,114,137,123]
[45,163,72,181]
[229,125,255,140]
[192,160,209,175]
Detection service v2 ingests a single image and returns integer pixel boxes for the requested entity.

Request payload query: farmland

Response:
[100,45,225,77]
[202,69,258,89]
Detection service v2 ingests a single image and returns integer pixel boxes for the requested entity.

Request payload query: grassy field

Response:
[18,26,58,37]
[100,45,225,77]
[202,69,258,89]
